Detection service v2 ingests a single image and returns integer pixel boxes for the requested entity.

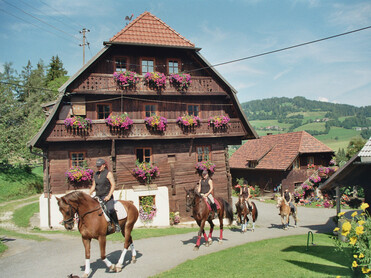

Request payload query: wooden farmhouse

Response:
[229,131,334,194]
[29,12,257,228]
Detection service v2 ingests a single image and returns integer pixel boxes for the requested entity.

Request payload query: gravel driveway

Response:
[0,201,338,278]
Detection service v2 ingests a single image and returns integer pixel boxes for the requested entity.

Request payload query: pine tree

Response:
[45,55,67,84]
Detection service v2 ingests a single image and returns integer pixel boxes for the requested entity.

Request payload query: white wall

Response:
[39,186,170,229]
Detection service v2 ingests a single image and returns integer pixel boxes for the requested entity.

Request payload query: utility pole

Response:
[79,28,90,65]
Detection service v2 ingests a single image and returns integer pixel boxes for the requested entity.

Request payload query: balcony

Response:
[70,73,227,96]
[47,119,246,142]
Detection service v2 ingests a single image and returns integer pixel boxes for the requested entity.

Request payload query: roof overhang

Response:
[103,41,200,51]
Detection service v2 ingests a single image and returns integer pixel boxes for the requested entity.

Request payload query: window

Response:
[136,148,152,163]
[196,146,210,162]
[141,59,154,74]
[293,157,300,169]
[168,60,179,74]
[115,58,127,72]
[307,156,314,165]
[96,104,111,119]
[70,152,86,167]
[144,104,157,117]
[248,161,257,168]
[187,105,200,117]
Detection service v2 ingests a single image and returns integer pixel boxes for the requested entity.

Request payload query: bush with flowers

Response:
[309,175,321,184]
[176,115,201,128]
[195,160,216,174]
[170,211,180,225]
[169,73,191,91]
[105,113,133,129]
[144,72,166,90]
[144,115,167,132]
[64,116,92,130]
[139,195,157,223]
[208,115,231,128]
[307,164,315,169]
[113,71,140,89]
[334,203,371,276]
[65,166,94,183]
[132,160,159,184]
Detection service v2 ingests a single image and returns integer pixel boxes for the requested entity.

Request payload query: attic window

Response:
[168,60,179,74]
[248,161,257,168]
[115,58,127,72]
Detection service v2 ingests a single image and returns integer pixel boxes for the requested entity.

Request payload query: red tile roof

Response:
[109,12,195,48]
[229,131,333,170]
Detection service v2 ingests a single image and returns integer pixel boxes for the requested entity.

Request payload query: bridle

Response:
[186,191,198,211]
[61,201,78,226]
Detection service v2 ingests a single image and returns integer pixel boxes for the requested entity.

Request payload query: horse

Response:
[276,196,298,230]
[185,188,234,251]
[235,195,258,232]
[57,191,138,278]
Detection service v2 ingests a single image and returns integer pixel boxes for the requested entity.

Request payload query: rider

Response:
[197,170,218,213]
[89,158,120,232]
[239,180,253,212]
[283,188,295,213]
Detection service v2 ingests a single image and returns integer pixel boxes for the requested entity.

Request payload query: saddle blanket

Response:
[102,201,127,222]
[203,197,221,211]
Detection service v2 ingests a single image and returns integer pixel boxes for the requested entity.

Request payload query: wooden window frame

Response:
[143,102,158,118]
[113,57,129,72]
[196,145,211,162]
[96,103,112,120]
[69,151,87,167]
[307,156,314,166]
[187,104,200,117]
[293,157,300,169]
[167,58,181,74]
[135,147,153,163]
[140,57,155,74]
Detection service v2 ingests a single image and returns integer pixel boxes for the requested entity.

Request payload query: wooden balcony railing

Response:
[47,119,246,142]
[70,73,226,95]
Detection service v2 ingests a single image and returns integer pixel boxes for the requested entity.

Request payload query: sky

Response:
[1,0,371,107]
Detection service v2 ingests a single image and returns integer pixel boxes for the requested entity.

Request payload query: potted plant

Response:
[144,115,167,132]
[132,161,160,184]
[176,114,201,128]
[169,73,191,91]
[65,166,94,188]
[64,116,92,131]
[169,211,180,225]
[195,160,216,174]
[105,113,134,130]
[144,72,166,91]
[113,70,140,89]
[208,115,230,129]
[139,195,157,223]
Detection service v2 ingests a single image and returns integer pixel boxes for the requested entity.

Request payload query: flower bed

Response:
[113,71,140,88]
[65,166,94,183]
[139,195,157,222]
[176,115,201,127]
[64,116,92,130]
[169,73,191,91]
[105,113,133,129]
[208,115,230,128]
[144,115,167,132]
[195,160,216,173]
[144,72,166,90]
[132,161,159,184]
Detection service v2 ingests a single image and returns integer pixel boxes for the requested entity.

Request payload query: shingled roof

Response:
[109,11,195,48]
[229,131,334,170]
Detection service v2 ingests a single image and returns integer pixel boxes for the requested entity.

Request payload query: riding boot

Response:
[248,204,253,213]
[109,211,120,232]
[211,203,218,218]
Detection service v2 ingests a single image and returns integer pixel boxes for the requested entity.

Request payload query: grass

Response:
[12,202,39,227]
[154,234,353,278]
[0,227,47,242]
[316,127,361,151]
[0,195,39,215]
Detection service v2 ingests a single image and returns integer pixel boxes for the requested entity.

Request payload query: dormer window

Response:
[248,161,257,168]
[115,58,127,72]
[168,60,180,74]
[141,59,154,74]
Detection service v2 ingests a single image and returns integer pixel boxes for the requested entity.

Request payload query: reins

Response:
[61,199,102,225]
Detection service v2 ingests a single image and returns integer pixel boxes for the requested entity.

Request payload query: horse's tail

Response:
[223,199,234,225]
[253,202,258,221]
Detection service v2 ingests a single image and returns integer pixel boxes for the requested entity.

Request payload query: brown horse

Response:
[57,191,138,277]
[185,188,234,251]
[235,195,258,232]
[276,197,298,230]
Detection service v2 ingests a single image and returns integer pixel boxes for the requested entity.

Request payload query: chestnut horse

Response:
[276,197,298,230]
[235,195,258,232]
[57,191,138,277]
[185,188,234,251]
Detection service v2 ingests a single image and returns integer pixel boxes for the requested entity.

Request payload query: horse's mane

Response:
[64,191,88,203]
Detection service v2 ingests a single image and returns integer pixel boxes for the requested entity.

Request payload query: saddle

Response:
[96,198,127,222]
[203,197,221,211]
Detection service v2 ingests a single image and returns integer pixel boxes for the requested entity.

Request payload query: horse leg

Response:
[207,218,214,245]
[219,210,224,244]
[194,219,203,251]
[116,220,136,272]
[98,235,115,273]
[82,238,92,278]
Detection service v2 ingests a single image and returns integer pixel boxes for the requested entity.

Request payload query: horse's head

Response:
[237,195,245,210]
[276,197,285,209]
[184,187,196,212]
[56,195,78,230]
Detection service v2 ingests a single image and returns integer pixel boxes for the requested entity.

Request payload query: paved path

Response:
[0,201,339,278]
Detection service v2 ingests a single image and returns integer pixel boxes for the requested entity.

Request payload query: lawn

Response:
[154,234,353,278]
[316,127,361,151]
[12,202,39,227]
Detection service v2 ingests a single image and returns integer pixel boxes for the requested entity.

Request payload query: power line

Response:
[0,8,77,44]
[2,0,80,42]
[0,81,58,93]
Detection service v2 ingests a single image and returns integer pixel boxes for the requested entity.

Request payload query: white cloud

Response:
[318,97,329,102]
[273,68,292,80]
[329,2,371,29]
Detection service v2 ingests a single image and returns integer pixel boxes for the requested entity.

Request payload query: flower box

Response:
[144,115,167,132]
[65,166,94,184]
[105,113,133,129]
[144,72,166,91]
[132,161,160,184]
[139,195,157,223]
[64,116,92,130]
[195,160,216,174]
[113,71,140,89]
[169,73,191,91]
[208,115,230,129]
[176,115,201,128]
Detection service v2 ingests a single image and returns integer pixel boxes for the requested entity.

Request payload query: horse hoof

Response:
[115,264,123,273]
[193,246,199,251]
[109,264,116,273]
[82,270,92,278]
[132,256,137,264]
[205,242,210,247]
[218,240,223,244]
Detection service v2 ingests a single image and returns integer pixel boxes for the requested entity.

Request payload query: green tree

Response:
[45,55,67,84]
[346,137,366,160]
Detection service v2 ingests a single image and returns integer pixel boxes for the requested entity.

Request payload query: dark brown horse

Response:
[185,188,234,251]
[235,195,258,232]
[57,191,138,277]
